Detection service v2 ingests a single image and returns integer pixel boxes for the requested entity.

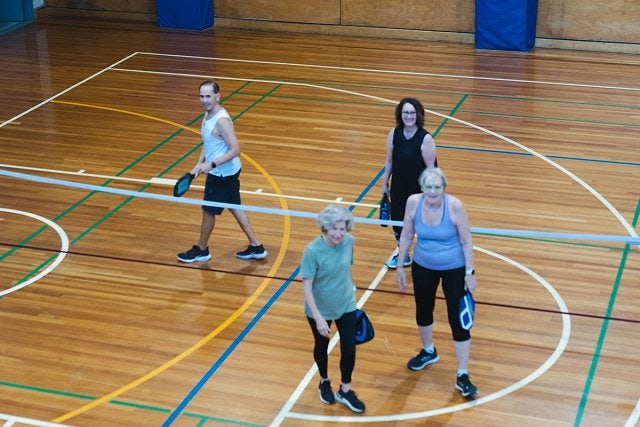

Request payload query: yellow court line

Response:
[50,100,291,423]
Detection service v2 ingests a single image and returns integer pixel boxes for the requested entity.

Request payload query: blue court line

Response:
[161,158,385,425]
[161,270,300,427]
[161,90,638,424]
[573,198,640,426]
[0,83,248,265]
[161,95,470,425]
[161,176,381,426]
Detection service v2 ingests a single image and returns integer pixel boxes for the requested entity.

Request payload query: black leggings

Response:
[411,263,470,342]
[389,158,437,241]
[390,188,418,241]
[307,310,357,384]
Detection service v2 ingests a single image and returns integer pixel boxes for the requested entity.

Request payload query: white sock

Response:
[457,369,468,377]
[424,345,435,353]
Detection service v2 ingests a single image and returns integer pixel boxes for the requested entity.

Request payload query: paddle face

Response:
[173,173,194,197]
[459,292,475,330]
[379,193,390,227]
[355,309,375,345]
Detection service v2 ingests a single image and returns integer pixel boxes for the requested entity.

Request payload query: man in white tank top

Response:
[177,81,268,263]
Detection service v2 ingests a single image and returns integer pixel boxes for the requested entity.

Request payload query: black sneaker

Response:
[455,373,478,397]
[236,244,268,260]
[318,380,335,405]
[335,388,365,413]
[177,245,211,263]
[407,347,440,371]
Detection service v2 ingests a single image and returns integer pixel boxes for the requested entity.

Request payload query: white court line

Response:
[120,57,632,425]
[0,52,139,129]
[134,53,640,92]
[0,414,72,427]
[625,399,640,427]
[4,53,637,423]
[273,246,571,424]
[110,66,639,246]
[0,163,378,209]
[270,264,389,426]
[0,209,69,296]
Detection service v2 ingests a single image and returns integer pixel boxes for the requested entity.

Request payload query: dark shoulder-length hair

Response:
[394,97,425,128]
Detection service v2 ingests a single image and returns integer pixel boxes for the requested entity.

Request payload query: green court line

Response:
[574,198,640,426]
[463,109,639,128]
[2,80,274,426]
[1,83,249,284]
[234,90,639,128]
[246,77,640,111]
[2,78,637,425]
[473,233,639,253]
[0,381,263,427]
[240,75,640,113]
[0,127,199,297]
[365,93,468,219]
[434,94,468,135]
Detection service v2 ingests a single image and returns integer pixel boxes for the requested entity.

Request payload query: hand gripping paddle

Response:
[173,172,194,197]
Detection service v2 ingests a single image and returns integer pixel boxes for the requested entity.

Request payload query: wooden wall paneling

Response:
[2,19,640,426]
[537,0,640,43]
[43,0,157,22]
[44,0,156,13]
[39,0,640,49]
[341,0,474,33]
[215,0,341,24]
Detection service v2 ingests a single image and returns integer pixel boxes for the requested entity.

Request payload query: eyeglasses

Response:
[401,111,416,115]
[423,185,444,192]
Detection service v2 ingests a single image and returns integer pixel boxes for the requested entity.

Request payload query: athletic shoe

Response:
[455,373,478,397]
[318,380,335,405]
[407,347,440,371]
[236,244,268,260]
[335,388,365,413]
[385,254,412,269]
[177,245,211,263]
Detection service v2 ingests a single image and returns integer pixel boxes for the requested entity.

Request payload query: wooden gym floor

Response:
[1,16,639,427]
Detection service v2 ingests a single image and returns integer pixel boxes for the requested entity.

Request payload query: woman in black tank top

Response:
[380,97,438,269]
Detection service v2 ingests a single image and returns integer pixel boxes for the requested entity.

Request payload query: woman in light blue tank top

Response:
[395,167,479,398]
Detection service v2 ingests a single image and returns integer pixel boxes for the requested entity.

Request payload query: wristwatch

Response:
[465,268,475,276]
[210,161,217,169]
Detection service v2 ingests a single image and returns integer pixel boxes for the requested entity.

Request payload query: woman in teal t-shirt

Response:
[300,205,365,414]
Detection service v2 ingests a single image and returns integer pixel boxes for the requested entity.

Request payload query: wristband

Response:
[465,268,475,276]
[210,161,217,169]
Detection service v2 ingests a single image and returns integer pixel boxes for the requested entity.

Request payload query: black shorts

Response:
[202,170,242,215]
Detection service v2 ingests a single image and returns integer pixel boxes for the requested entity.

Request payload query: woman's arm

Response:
[451,196,477,294]
[396,194,419,292]
[421,133,437,168]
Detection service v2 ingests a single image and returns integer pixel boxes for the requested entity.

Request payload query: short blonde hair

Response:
[419,167,448,191]
[317,205,354,233]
